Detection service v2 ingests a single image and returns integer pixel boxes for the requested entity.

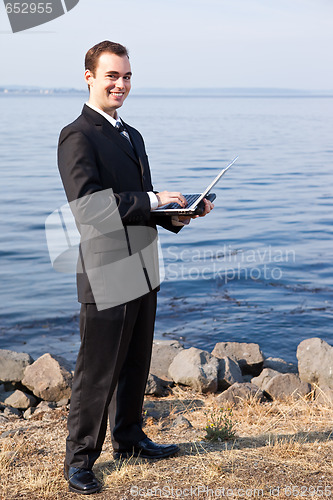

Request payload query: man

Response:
[58,40,213,495]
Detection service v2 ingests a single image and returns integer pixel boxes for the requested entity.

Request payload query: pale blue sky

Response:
[1,0,332,90]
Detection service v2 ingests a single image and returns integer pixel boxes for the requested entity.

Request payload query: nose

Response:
[115,77,125,89]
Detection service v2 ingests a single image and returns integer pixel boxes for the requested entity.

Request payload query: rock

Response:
[145,373,169,397]
[0,391,14,405]
[212,342,264,375]
[56,398,70,407]
[251,368,281,391]
[22,353,73,402]
[297,338,333,390]
[168,347,219,393]
[150,340,184,381]
[4,390,37,410]
[263,357,298,374]
[36,401,56,410]
[143,403,158,419]
[23,407,37,419]
[143,401,155,409]
[264,373,311,400]
[216,382,265,405]
[0,414,8,424]
[145,409,160,420]
[3,406,22,418]
[0,428,25,439]
[171,415,193,429]
[315,385,333,405]
[217,356,243,391]
[0,349,33,383]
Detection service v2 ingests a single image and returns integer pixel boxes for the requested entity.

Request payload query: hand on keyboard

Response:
[156,191,188,208]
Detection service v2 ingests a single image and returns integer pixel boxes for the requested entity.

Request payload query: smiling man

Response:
[85,49,132,114]
[57,40,213,495]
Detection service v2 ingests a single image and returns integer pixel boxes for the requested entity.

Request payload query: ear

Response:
[84,69,94,87]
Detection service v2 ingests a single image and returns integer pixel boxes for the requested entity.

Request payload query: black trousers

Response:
[66,290,157,469]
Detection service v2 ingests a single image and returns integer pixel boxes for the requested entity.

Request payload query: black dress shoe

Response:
[64,463,101,495]
[113,437,179,460]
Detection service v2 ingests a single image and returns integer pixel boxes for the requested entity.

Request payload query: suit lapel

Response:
[122,120,148,185]
[82,105,139,164]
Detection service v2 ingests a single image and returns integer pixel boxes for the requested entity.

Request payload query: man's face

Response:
[85,52,132,117]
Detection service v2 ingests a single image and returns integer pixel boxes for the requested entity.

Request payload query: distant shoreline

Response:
[1,87,333,98]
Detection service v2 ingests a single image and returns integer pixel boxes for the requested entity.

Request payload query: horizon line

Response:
[1,85,333,92]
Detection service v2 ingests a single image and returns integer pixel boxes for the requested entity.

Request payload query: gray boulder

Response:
[263,356,298,374]
[4,390,37,409]
[168,347,219,393]
[171,415,193,429]
[0,349,33,383]
[22,353,73,402]
[3,406,21,418]
[212,342,264,375]
[297,338,333,390]
[145,373,169,397]
[315,385,333,405]
[216,382,265,405]
[251,368,281,391]
[217,356,243,391]
[150,340,184,381]
[264,373,311,400]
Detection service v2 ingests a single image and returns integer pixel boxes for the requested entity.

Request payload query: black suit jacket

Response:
[58,104,180,304]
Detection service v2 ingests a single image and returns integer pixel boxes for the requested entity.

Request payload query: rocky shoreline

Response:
[1,337,332,423]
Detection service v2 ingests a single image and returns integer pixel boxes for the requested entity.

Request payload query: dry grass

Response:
[0,387,333,499]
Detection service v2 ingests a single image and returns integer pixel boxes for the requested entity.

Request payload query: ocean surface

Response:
[0,92,332,368]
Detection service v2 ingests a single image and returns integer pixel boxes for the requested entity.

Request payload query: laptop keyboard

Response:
[162,194,200,210]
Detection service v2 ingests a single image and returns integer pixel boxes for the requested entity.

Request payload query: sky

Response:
[1,0,333,90]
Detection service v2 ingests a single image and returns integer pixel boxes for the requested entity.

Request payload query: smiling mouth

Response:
[109,92,124,97]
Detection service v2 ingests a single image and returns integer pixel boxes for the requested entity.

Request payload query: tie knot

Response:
[115,122,126,133]
[115,121,132,145]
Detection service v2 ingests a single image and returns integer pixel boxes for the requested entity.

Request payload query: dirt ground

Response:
[0,386,332,499]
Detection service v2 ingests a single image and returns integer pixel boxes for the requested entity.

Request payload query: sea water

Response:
[0,92,332,366]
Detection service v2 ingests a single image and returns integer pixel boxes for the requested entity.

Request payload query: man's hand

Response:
[156,191,187,207]
[178,198,214,224]
[196,197,214,217]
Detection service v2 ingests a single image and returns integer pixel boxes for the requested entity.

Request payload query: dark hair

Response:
[85,40,129,77]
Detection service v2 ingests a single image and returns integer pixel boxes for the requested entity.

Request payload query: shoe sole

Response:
[68,484,101,495]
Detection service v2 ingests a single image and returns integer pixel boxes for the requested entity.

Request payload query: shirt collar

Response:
[85,102,122,128]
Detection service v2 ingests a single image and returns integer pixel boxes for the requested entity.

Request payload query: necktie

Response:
[115,122,132,144]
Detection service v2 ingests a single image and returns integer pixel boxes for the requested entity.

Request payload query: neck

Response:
[87,101,118,120]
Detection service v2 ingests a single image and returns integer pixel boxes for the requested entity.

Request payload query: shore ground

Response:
[0,386,332,499]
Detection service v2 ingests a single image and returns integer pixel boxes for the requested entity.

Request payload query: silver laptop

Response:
[152,156,238,216]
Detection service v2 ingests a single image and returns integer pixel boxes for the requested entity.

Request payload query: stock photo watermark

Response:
[3,0,80,33]
[164,245,296,284]
[129,483,332,498]
[45,190,163,310]
[45,194,296,309]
